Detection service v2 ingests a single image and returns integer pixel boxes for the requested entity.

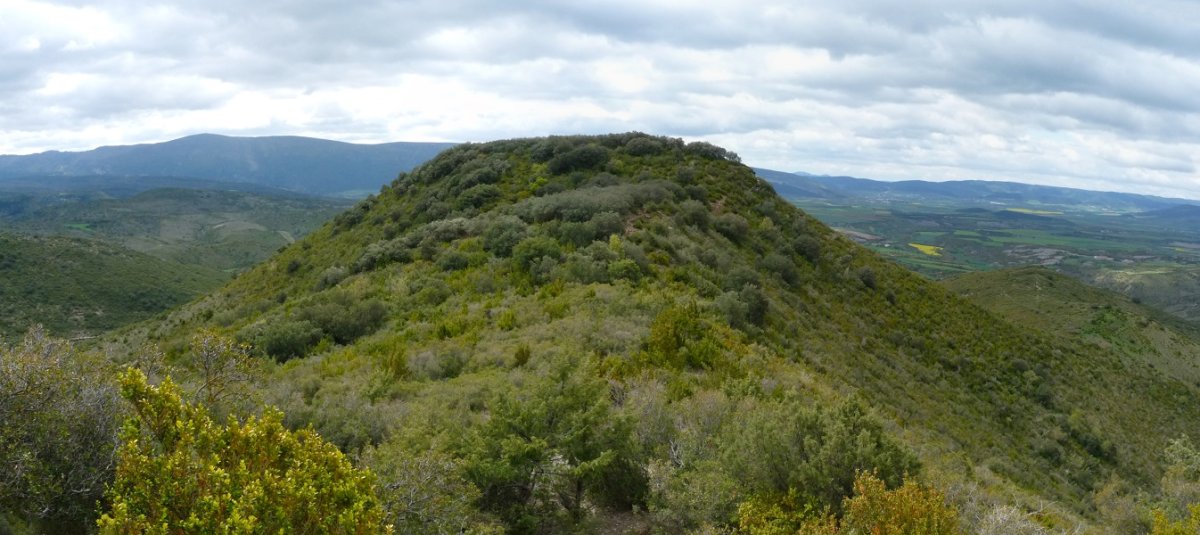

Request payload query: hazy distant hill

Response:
[1126,203,1200,228]
[756,168,1200,213]
[5,187,352,272]
[0,134,456,196]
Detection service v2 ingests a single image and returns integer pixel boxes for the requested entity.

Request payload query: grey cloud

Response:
[4,0,1200,198]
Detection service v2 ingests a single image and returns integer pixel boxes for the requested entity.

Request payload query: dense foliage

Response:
[98,369,387,533]
[0,327,121,533]
[0,233,224,339]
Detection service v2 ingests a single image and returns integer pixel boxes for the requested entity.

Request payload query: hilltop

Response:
[81,134,1200,532]
[0,134,455,197]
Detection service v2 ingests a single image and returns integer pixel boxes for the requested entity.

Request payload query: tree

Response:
[0,326,122,532]
[97,369,388,534]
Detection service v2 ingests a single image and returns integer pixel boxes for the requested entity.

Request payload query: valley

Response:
[760,170,1200,324]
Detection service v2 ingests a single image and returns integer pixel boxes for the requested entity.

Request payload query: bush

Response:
[458,184,502,210]
[590,211,624,239]
[512,181,677,223]
[685,141,741,163]
[438,250,470,271]
[248,319,322,362]
[547,144,610,174]
[0,328,121,531]
[839,471,960,534]
[512,236,564,270]
[857,266,877,290]
[364,447,500,534]
[98,369,386,534]
[758,253,799,286]
[714,213,750,243]
[315,265,348,290]
[677,199,711,229]
[481,216,529,257]
[464,359,638,530]
[297,295,389,345]
[793,235,822,263]
[720,399,918,513]
[355,239,412,272]
[623,136,666,156]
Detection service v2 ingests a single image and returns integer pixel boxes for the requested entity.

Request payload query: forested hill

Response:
[90,134,1200,532]
[0,134,455,197]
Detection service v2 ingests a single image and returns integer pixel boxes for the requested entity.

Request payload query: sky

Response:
[4,1,1200,199]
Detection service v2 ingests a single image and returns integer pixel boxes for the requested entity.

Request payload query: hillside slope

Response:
[108,134,1200,531]
[943,267,1200,386]
[0,233,224,339]
[8,187,351,271]
[0,134,455,196]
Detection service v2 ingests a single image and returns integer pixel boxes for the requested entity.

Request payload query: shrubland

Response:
[8,133,1200,532]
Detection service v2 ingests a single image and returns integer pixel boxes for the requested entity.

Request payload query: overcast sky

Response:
[4,1,1200,198]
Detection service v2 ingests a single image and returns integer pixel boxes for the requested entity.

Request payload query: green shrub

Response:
[720,399,919,513]
[623,136,666,156]
[546,144,610,174]
[758,253,799,286]
[482,216,529,257]
[512,236,564,270]
[98,369,386,534]
[714,213,750,243]
[464,359,638,530]
[438,250,470,271]
[0,328,121,531]
[458,184,502,210]
[247,319,322,362]
[297,296,389,345]
[677,199,711,229]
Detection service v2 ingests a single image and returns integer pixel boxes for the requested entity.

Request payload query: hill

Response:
[6,186,352,272]
[85,134,1200,532]
[759,168,1200,213]
[0,134,456,197]
[943,267,1200,380]
[0,232,224,340]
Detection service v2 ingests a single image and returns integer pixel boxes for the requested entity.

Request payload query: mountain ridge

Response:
[0,134,456,196]
[757,167,1200,212]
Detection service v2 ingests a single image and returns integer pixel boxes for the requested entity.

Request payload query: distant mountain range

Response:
[755,167,1200,213]
[0,134,456,197]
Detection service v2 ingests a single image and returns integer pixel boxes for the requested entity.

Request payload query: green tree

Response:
[97,368,388,534]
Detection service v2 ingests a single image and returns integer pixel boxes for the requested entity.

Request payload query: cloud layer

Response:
[4,0,1200,197]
